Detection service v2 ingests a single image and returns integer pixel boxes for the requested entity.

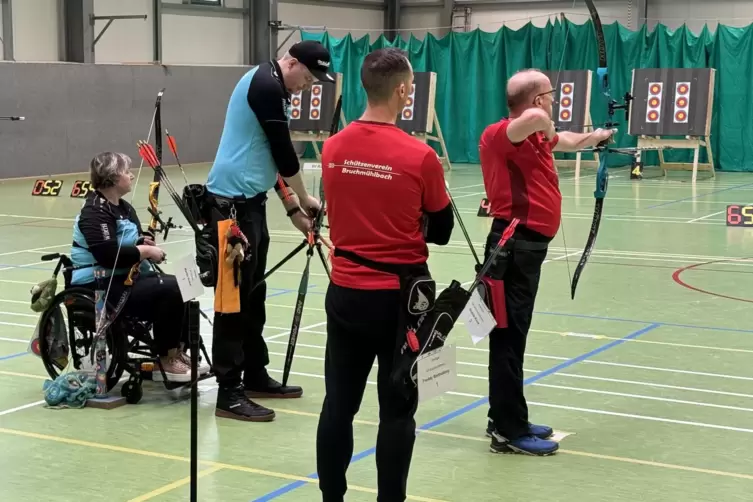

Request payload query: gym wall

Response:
[400,0,753,39]
[0,0,383,178]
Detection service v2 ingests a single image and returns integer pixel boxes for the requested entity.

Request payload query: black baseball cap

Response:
[289,40,335,82]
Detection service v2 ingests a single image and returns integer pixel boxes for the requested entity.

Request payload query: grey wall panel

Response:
[0,62,251,178]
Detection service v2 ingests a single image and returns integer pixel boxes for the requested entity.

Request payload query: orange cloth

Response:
[214,219,240,314]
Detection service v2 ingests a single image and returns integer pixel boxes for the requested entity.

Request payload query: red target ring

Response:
[312,86,322,95]
[312,98,320,107]
[650,84,661,94]
[561,97,571,107]
[647,110,659,121]
[311,109,319,118]
[649,97,660,108]
[560,110,571,120]
[677,84,689,94]
[676,97,688,107]
[562,84,573,94]
[675,111,686,121]
[403,109,413,119]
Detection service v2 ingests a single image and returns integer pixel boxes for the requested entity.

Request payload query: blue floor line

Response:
[0,352,27,362]
[533,310,753,334]
[250,323,661,501]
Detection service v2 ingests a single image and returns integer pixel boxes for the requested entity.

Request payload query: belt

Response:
[207,191,266,217]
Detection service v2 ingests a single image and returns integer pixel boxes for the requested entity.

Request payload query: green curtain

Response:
[300,19,753,172]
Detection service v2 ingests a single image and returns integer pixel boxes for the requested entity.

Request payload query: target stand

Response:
[288,72,347,168]
[543,69,600,178]
[395,72,452,171]
[629,68,716,183]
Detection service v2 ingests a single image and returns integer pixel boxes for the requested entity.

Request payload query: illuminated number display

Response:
[70,180,92,198]
[31,179,63,197]
[726,205,753,226]
[477,198,491,217]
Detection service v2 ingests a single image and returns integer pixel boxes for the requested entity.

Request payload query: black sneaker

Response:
[215,385,275,422]
[245,375,303,399]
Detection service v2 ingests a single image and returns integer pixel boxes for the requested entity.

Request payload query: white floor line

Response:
[449,191,486,200]
[0,400,46,416]
[0,320,35,329]
[687,210,725,224]
[529,371,753,400]
[528,401,753,434]
[531,383,753,413]
[263,348,753,412]
[0,311,38,318]
[0,336,27,344]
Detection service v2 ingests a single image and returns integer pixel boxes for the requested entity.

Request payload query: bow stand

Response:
[255,95,343,387]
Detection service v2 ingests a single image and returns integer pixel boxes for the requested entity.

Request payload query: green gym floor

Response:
[0,162,752,501]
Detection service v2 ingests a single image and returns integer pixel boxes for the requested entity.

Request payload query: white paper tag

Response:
[175,254,204,302]
[459,288,496,344]
[303,162,322,170]
[417,344,457,403]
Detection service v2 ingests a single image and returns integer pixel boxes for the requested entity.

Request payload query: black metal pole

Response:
[188,299,200,502]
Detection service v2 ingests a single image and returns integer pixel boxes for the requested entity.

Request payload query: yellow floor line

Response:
[126,465,224,502]
[0,426,446,501]
[559,449,753,481]
[0,370,47,380]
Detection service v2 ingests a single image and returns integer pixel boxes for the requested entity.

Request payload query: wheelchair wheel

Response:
[37,287,127,392]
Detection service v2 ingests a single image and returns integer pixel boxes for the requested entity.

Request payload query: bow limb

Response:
[568,0,609,300]
[124,88,165,286]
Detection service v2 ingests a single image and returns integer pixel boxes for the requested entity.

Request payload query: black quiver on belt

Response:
[334,248,470,400]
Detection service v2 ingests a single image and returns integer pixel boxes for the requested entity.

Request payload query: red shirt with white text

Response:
[322,120,449,290]
[479,118,562,238]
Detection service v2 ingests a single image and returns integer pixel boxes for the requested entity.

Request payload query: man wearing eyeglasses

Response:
[478,69,612,455]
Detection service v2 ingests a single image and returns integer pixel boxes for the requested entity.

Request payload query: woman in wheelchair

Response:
[70,152,207,382]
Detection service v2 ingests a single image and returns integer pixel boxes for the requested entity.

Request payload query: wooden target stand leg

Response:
[639,134,715,182]
[414,114,452,172]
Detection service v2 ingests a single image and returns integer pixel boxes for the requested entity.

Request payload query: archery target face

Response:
[558,82,574,122]
[646,82,663,123]
[673,81,690,123]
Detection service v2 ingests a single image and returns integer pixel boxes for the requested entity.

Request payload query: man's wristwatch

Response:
[286,206,301,217]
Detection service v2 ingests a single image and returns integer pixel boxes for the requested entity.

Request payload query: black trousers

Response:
[95,273,185,356]
[317,283,418,502]
[484,220,549,439]
[208,193,271,389]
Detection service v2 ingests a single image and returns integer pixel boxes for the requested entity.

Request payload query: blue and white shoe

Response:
[489,430,559,456]
[486,419,553,440]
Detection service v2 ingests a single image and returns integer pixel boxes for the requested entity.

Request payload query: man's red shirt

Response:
[479,118,562,239]
[321,120,449,290]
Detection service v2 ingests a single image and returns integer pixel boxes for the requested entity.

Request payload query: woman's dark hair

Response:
[360,48,412,103]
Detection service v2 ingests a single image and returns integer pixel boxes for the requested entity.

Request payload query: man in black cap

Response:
[204,40,335,422]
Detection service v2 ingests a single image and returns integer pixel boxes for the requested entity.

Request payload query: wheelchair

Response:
[34,253,214,404]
